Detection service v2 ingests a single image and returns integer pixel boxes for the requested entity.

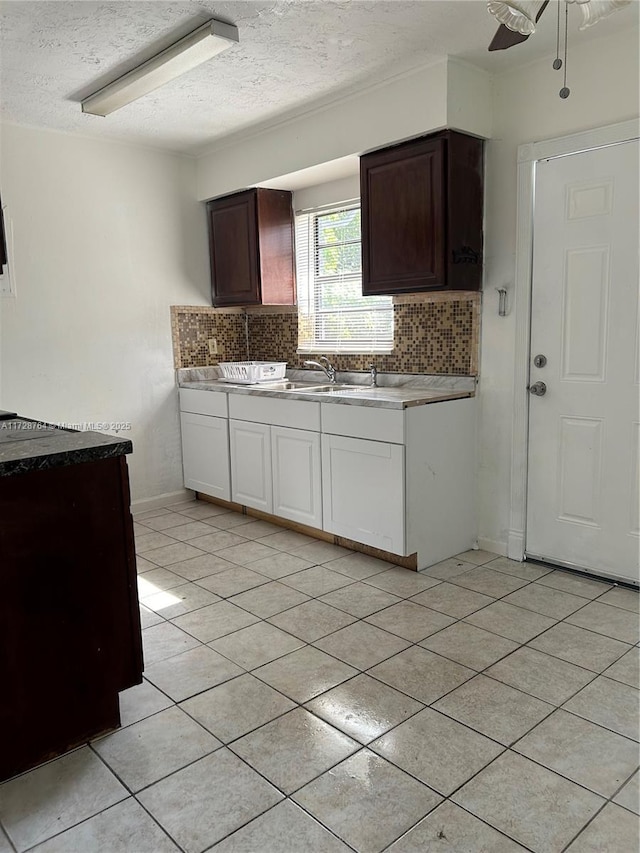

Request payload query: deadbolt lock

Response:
[533,354,547,368]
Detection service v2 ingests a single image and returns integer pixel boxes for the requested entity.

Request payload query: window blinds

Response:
[296,204,393,354]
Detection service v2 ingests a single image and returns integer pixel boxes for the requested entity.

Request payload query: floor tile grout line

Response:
[10,502,635,853]
[21,784,190,853]
[524,630,635,673]
[277,797,361,853]
[142,521,639,702]
[132,508,640,843]
[604,766,640,812]
[140,504,635,598]
[205,594,561,736]
[378,731,611,851]
[558,796,613,853]
[503,738,632,804]
[418,625,639,748]
[378,797,540,853]
[24,744,139,853]
[140,626,433,757]
[142,617,495,850]
[90,733,292,853]
[198,796,361,853]
[514,703,640,747]
[196,797,292,853]
[88,736,221,800]
[225,737,363,800]
[0,822,17,853]
[178,693,299,750]
[420,670,640,807]
[139,563,637,750]
[143,552,622,639]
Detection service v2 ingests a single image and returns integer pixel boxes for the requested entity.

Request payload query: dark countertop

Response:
[0,418,132,477]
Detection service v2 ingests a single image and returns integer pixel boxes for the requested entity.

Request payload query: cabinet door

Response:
[180,413,230,501]
[207,190,259,307]
[321,434,405,554]
[271,426,322,528]
[229,419,272,512]
[361,137,445,295]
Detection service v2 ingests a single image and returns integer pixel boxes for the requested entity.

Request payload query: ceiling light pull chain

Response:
[559,1,571,98]
[553,0,563,70]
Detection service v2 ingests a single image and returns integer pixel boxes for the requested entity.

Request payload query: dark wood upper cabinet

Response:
[360,130,484,295]
[206,187,295,307]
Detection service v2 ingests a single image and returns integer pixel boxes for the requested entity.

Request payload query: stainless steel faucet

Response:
[303,356,337,384]
[369,363,378,387]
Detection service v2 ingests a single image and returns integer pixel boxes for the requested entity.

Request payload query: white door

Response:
[526,139,639,584]
[229,419,272,513]
[321,433,405,554]
[271,426,322,528]
[180,412,230,501]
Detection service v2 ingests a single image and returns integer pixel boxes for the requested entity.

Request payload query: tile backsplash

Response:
[171,292,480,375]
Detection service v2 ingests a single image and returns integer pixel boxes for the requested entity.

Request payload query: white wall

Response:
[0,123,209,502]
[196,58,492,201]
[478,26,640,553]
[294,174,360,212]
[2,25,635,520]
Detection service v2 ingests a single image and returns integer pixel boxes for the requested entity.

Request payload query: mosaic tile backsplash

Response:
[171,292,480,375]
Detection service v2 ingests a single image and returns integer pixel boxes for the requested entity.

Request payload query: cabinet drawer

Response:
[228,394,320,431]
[179,388,228,418]
[321,403,404,444]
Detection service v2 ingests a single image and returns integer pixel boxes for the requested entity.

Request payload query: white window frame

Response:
[295,202,393,354]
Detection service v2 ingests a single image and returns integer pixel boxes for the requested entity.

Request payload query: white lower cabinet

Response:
[229,419,322,524]
[320,397,477,567]
[180,412,231,501]
[321,433,405,554]
[226,396,322,525]
[229,419,272,513]
[272,426,322,528]
[180,388,477,569]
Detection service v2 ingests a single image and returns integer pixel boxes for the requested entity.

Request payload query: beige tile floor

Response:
[1,499,639,853]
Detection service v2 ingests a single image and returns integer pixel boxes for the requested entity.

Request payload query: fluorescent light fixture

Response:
[81,19,238,117]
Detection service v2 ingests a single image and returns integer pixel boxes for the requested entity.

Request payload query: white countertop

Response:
[177,368,476,410]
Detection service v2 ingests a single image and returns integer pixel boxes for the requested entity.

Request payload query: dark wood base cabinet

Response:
[0,456,143,781]
[360,130,484,295]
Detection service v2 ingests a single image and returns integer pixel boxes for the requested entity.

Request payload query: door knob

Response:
[529,381,547,396]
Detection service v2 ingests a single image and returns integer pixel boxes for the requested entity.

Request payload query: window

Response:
[295,203,393,353]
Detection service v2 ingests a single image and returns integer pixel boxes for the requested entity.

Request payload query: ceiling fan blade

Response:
[488,24,531,50]
[488,0,549,51]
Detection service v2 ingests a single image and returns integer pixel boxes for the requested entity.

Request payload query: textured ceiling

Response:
[0,1,637,154]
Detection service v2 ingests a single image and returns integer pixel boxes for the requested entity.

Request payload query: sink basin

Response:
[251,380,330,391]
[289,383,370,394]
[238,380,372,394]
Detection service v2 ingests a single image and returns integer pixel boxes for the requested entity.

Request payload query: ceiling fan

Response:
[487,0,632,52]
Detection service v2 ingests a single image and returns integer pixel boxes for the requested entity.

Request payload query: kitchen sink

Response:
[288,383,370,393]
[249,380,330,390]
[246,381,370,393]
